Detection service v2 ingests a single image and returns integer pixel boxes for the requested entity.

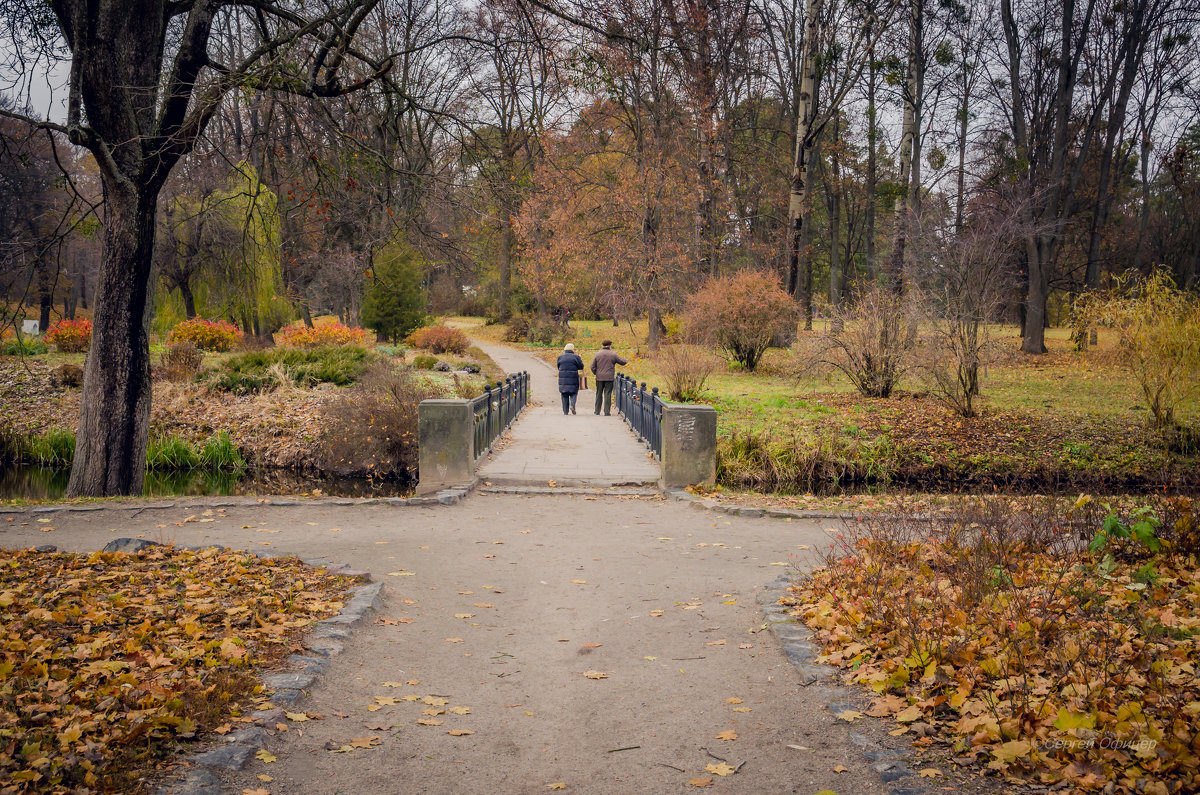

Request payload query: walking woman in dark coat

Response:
[556,343,584,415]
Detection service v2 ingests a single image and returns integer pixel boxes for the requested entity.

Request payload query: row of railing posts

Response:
[471,371,530,460]
[614,372,663,459]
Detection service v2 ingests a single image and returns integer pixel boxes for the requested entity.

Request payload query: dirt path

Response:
[5,496,896,794]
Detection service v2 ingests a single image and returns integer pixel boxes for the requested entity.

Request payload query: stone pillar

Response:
[660,404,717,489]
[417,399,475,495]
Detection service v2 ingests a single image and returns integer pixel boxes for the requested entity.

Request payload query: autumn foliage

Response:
[685,271,797,371]
[167,317,244,351]
[0,545,356,791]
[276,321,371,348]
[784,498,1200,791]
[43,318,92,353]
[404,324,469,355]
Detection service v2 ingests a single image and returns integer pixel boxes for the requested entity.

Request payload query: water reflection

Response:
[0,465,413,501]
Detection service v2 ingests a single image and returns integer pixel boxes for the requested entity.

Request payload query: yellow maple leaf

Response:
[285,712,309,722]
[582,670,608,679]
[448,729,475,736]
[546,784,567,791]
[715,729,737,741]
[255,749,276,763]
[705,762,736,777]
[836,710,864,723]
[687,777,713,788]
[918,768,942,778]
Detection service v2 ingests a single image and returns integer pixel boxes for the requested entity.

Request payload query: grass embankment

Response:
[0,337,503,499]
[0,541,359,791]
[782,497,1200,792]
[457,316,1200,496]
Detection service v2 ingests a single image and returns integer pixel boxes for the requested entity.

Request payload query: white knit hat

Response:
[564,343,575,351]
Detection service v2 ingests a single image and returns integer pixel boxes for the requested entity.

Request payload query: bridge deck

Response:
[470,338,662,488]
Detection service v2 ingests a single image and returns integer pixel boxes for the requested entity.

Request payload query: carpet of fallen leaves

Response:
[0,545,357,792]
[782,507,1200,793]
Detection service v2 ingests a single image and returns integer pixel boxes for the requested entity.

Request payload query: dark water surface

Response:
[0,464,413,501]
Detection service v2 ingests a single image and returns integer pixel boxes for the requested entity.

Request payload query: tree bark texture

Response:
[67,183,156,496]
[786,0,822,302]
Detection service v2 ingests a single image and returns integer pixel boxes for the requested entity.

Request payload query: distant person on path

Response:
[557,343,584,415]
[590,340,628,416]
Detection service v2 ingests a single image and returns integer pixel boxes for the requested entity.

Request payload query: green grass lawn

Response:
[453,315,1199,494]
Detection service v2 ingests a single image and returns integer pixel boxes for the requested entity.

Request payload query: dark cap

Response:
[601,340,613,347]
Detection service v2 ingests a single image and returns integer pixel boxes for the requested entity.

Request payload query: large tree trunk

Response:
[865,53,878,284]
[786,0,822,302]
[67,183,157,496]
[887,0,923,295]
[1022,239,1049,354]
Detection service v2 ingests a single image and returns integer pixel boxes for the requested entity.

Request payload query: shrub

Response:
[146,435,200,470]
[167,317,244,351]
[0,333,47,356]
[405,324,469,354]
[655,345,717,402]
[27,429,76,467]
[503,315,532,343]
[1080,270,1200,431]
[376,344,407,358]
[317,363,442,478]
[211,346,373,393]
[161,341,204,382]
[198,432,245,470]
[685,270,797,371]
[413,354,438,370]
[50,363,84,388]
[276,321,371,348]
[44,318,92,352]
[805,287,914,398]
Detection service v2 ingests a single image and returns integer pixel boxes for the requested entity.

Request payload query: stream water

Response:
[0,464,413,501]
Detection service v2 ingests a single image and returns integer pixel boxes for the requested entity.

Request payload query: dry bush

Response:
[804,287,914,398]
[1079,270,1200,431]
[654,344,717,402]
[405,324,470,354]
[317,363,441,479]
[161,341,204,382]
[685,270,797,371]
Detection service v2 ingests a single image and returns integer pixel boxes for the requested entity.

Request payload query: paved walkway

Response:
[473,339,662,488]
[8,497,899,794]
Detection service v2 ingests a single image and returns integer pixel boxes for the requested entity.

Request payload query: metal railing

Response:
[471,371,530,460]
[614,372,664,459]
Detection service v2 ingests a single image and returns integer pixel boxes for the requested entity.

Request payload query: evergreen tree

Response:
[362,242,428,343]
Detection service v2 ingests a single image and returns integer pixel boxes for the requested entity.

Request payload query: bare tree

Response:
[0,0,409,495]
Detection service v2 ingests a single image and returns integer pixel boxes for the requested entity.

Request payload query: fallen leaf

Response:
[255,749,276,763]
[833,765,848,773]
[546,784,566,791]
[705,762,736,777]
[448,729,475,736]
[349,736,380,748]
[836,710,864,723]
[571,579,587,584]
[687,776,713,787]
[445,637,464,643]
[716,730,738,741]
[726,697,744,704]
[417,718,443,726]
[285,712,309,722]
[582,670,608,679]
[918,768,942,778]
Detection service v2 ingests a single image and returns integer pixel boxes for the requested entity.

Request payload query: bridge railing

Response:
[614,372,663,459]
[471,371,530,460]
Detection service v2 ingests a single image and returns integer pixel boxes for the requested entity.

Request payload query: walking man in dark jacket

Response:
[590,340,628,416]
[557,343,584,415]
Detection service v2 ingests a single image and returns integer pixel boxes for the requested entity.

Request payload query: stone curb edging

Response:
[478,486,660,497]
[0,486,479,516]
[84,541,387,795]
[758,575,929,795]
[666,488,858,520]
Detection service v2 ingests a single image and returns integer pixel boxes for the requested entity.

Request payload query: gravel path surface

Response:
[3,496,905,794]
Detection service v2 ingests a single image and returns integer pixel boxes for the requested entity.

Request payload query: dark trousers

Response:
[560,391,578,414]
[594,380,614,414]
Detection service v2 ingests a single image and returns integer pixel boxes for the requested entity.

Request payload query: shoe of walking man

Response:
[590,340,628,416]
